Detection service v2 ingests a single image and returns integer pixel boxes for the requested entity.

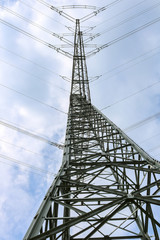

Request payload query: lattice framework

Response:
[23,18,160,240]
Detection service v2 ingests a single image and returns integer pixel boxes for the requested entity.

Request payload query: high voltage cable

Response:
[0,118,64,149]
[124,112,160,132]
[101,79,160,111]
[154,152,160,157]
[84,1,160,43]
[0,19,72,58]
[19,0,66,28]
[140,132,160,145]
[0,47,99,85]
[0,153,56,176]
[0,58,69,94]
[35,0,123,23]
[0,45,61,78]
[0,46,70,83]
[82,0,146,35]
[1,2,159,159]
[91,45,160,84]
[0,4,159,138]
[0,159,54,179]
[80,0,123,22]
[0,58,69,93]
[0,4,73,46]
[92,0,147,29]
[0,138,55,159]
[2,6,159,60]
[0,160,55,180]
[0,83,67,115]
[35,0,75,23]
[0,131,158,176]
[86,16,160,57]
[149,145,160,153]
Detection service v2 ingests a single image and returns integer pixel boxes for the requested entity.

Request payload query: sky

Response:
[0,0,160,239]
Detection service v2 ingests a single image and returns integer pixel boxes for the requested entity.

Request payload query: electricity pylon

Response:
[24,19,160,240]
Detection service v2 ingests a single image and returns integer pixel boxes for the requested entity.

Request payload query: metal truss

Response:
[23,19,160,240]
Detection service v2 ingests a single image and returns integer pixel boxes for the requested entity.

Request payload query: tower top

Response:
[70,19,91,102]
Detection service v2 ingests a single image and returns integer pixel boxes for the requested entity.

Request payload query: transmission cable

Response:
[0,45,61,77]
[0,46,70,84]
[0,4,73,46]
[84,1,160,43]
[101,79,160,111]
[0,118,64,149]
[0,82,67,114]
[80,0,124,22]
[149,145,160,153]
[0,19,72,58]
[86,16,160,57]
[123,112,160,132]
[19,0,66,28]
[35,0,75,23]
[91,45,160,84]
[0,138,57,159]
[0,58,69,94]
[154,152,160,158]
[139,132,160,145]
[0,160,55,179]
[89,0,146,31]
[0,153,56,176]
[82,0,146,35]
[0,46,100,86]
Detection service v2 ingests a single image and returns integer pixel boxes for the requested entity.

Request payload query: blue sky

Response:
[0,0,160,239]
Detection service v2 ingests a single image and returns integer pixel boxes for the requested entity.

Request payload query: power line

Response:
[19,0,66,28]
[0,4,73,46]
[0,0,152,57]
[85,1,160,43]
[0,138,56,160]
[86,15,160,57]
[148,145,160,153]
[139,132,160,145]
[0,47,100,89]
[0,46,71,84]
[90,0,147,30]
[0,159,54,179]
[80,0,124,22]
[0,45,60,77]
[0,118,64,149]
[35,0,124,23]
[91,45,160,84]
[101,79,160,111]
[0,58,69,93]
[82,0,147,36]
[154,152,160,158]
[35,0,75,23]
[124,112,160,132]
[0,18,72,58]
[0,153,56,176]
[0,82,67,114]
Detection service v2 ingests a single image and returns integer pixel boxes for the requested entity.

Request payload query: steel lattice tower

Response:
[24,19,160,240]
